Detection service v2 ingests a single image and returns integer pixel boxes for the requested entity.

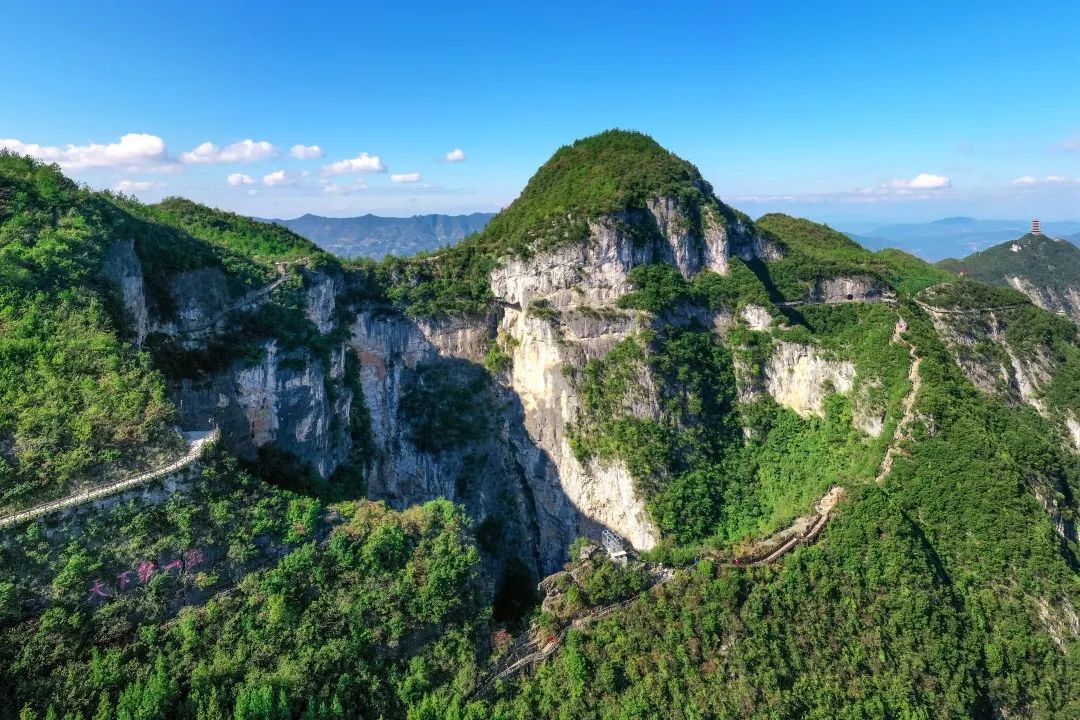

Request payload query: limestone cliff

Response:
[488,200,767,557]
[173,340,353,477]
[102,239,151,346]
[762,341,856,417]
[108,248,360,480]
[1007,275,1080,325]
[343,196,781,569]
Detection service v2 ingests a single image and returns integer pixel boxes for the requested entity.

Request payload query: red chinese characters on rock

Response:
[87,548,207,601]
[184,548,205,568]
[88,579,112,599]
[137,560,156,584]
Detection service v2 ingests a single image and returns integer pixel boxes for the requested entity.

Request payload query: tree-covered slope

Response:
[0,153,335,512]
[756,213,953,299]
[458,303,1080,719]
[0,454,488,720]
[938,233,1080,289]
[374,130,753,318]
[0,154,179,511]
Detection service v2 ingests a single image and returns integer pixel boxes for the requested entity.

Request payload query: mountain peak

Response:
[473,129,719,256]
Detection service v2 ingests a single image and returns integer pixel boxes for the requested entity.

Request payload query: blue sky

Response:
[3,1,1079,225]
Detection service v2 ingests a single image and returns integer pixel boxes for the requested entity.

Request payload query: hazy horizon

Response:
[3,2,1079,225]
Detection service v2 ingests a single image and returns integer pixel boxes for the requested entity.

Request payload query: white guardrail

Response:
[0,429,219,529]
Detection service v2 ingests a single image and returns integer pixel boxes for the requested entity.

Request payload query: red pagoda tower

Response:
[1031,218,1042,235]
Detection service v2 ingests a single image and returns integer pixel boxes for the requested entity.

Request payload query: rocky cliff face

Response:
[808,275,894,304]
[160,267,233,336]
[102,240,151,346]
[487,202,758,557]
[762,341,856,417]
[342,198,781,569]
[1007,275,1080,325]
[925,308,1052,413]
[106,250,359,480]
[348,309,549,573]
[173,340,353,477]
[101,194,904,571]
[923,305,1080,457]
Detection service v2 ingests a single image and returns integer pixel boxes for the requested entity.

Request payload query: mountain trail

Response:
[177,262,294,338]
[876,315,921,483]
[0,429,219,529]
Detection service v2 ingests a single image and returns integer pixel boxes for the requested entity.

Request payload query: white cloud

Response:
[114,179,165,193]
[227,172,255,186]
[181,139,277,164]
[0,133,171,171]
[444,148,466,163]
[883,173,951,190]
[1058,137,1080,152]
[290,144,324,159]
[390,172,422,183]
[322,152,386,175]
[1012,174,1077,186]
[263,169,306,186]
[852,172,953,198]
[319,177,367,195]
[247,188,259,196]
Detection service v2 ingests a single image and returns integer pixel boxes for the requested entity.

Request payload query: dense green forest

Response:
[462,307,1080,720]
[0,154,179,510]
[3,132,1080,719]
[0,153,335,512]
[0,454,489,719]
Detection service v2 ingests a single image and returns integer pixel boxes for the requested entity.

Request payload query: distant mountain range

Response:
[264,212,495,259]
[841,217,1080,261]
[267,211,1080,265]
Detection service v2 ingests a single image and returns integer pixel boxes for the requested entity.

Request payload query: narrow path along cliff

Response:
[0,429,219,529]
[470,485,847,699]
[176,262,295,338]
[876,314,922,483]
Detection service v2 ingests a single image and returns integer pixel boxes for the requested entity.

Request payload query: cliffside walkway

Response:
[913,298,1028,316]
[471,567,678,698]
[0,429,219,530]
[177,262,294,338]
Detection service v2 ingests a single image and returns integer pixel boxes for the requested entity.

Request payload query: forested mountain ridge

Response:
[939,232,1080,324]
[266,212,494,260]
[2,131,1080,719]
